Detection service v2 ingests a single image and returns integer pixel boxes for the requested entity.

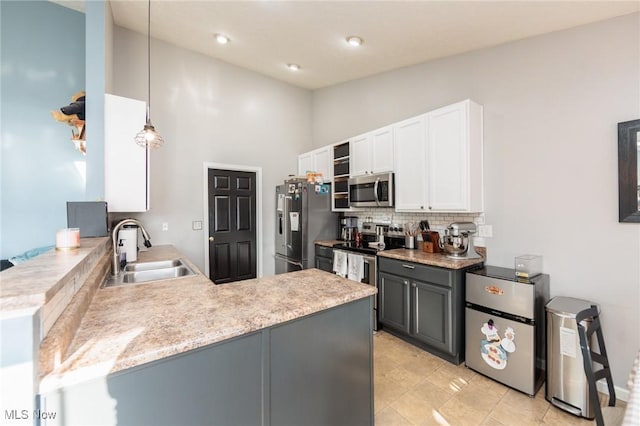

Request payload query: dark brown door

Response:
[208,169,257,284]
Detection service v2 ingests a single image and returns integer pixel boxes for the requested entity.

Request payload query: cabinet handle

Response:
[420,206,424,209]
[429,206,432,210]
[403,281,409,286]
[209,236,215,242]
[411,283,417,288]
[402,264,415,269]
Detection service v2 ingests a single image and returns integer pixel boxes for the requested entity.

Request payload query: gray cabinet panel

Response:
[314,244,334,273]
[378,257,452,287]
[270,298,373,426]
[412,280,452,353]
[42,333,263,426]
[379,272,410,333]
[314,245,334,259]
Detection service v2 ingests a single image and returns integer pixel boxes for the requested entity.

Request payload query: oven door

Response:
[361,254,378,331]
[349,173,393,207]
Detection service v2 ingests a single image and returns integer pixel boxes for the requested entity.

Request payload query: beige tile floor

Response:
[374,331,624,426]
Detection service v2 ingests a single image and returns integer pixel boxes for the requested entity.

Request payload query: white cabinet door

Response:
[312,147,332,181]
[350,133,370,177]
[370,126,394,174]
[298,152,313,176]
[427,100,483,212]
[298,146,332,181]
[393,116,428,211]
[104,94,149,212]
[351,127,393,176]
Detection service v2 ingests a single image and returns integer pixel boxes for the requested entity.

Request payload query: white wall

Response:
[112,26,312,276]
[312,13,640,386]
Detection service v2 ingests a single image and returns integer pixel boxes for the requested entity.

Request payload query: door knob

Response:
[209,236,215,242]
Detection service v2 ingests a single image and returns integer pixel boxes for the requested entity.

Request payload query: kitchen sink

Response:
[121,266,194,283]
[123,259,185,272]
[103,259,196,287]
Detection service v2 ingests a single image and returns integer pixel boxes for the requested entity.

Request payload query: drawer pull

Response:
[485,285,504,296]
[402,264,415,269]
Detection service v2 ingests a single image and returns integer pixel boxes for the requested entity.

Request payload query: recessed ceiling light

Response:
[346,36,363,47]
[215,34,230,44]
[287,63,300,71]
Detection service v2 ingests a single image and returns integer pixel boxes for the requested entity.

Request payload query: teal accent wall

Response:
[0,1,86,258]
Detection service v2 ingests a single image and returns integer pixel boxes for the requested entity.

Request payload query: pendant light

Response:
[135,0,164,148]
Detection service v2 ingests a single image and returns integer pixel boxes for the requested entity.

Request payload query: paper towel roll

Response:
[118,228,138,262]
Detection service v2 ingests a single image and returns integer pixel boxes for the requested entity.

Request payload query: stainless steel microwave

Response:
[348,172,394,207]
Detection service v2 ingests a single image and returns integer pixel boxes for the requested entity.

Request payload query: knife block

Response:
[422,231,441,253]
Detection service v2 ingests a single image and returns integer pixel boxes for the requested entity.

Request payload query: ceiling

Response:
[53,1,640,90]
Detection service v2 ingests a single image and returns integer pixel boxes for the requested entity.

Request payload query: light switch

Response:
[192,221,202,230]
[162,222,169,231]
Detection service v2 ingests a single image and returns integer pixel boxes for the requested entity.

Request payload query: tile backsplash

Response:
[342,208,483,233]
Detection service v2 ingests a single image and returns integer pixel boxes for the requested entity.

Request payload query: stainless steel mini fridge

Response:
[465,267,550,396]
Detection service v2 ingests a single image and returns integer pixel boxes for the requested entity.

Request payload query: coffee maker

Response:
[339,216,358,241]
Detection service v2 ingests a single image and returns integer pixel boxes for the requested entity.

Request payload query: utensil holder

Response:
[405,235,415,249]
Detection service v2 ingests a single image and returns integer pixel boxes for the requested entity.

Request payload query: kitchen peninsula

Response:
[1,242,376,426]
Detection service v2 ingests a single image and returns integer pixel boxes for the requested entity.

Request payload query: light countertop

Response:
[0,237,110,315]
[378,248,485,270]
[314,240,484,270]
[40,245,376,393]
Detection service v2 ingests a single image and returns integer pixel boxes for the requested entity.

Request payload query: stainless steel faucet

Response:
[111,219,152,276]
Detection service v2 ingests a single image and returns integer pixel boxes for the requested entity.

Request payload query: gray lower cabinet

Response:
[314,244,334,273]
[378,272,410,334]
[378,256,476,364]
[412,280,452,354]
[39,298,373,426]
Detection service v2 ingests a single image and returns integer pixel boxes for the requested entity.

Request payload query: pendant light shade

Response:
[135,0,164,148]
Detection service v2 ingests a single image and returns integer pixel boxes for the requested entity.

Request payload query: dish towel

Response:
[623,350,640,425]
[347,253,364,283]
[333,251,348,278]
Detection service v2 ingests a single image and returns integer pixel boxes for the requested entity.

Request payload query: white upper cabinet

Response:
[104,94,149,212]
[298,152,314,176]
[350,126,394,177]
[394,99,483,213]
[297,145,333,181]
[427,100,483,212]
[370,126,394,174]
[349,133,370,176]
[393,116,428,211]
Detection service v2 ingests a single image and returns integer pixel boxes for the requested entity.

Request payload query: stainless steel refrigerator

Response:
[275,180,336,274]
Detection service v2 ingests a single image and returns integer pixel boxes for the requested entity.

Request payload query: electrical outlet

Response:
[478,224,493,238]
[192,221,202,230]
[473,236,486,247]
[474,215,485,225]
[162,222,169,231]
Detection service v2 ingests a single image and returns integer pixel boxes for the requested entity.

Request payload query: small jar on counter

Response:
[56,228,80,250]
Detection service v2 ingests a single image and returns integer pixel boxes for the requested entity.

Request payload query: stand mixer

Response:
[441,222,481,260]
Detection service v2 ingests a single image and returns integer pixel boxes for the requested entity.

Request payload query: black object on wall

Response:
[618,119,640,223]
[67,201,108,237]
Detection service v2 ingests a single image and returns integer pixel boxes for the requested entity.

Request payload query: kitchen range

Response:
[332,222,408,330]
